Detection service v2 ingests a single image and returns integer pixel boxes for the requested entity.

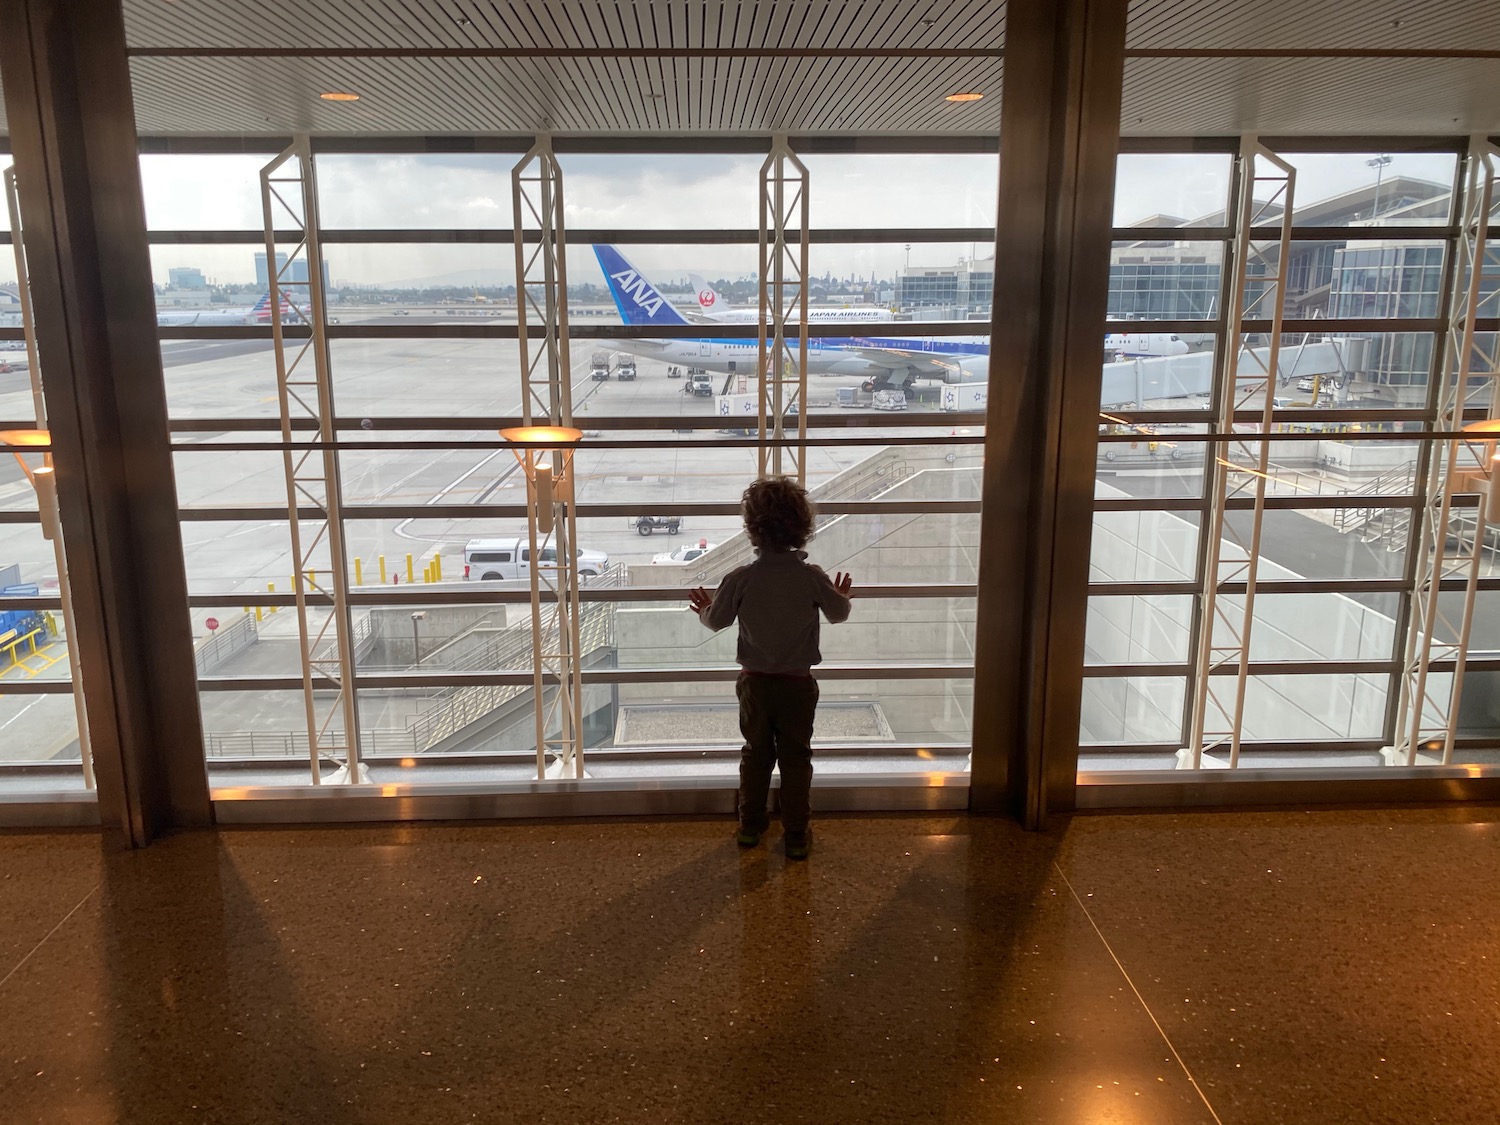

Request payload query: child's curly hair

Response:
[741,476,816,551]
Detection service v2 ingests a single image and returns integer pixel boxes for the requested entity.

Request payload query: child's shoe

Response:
[736,822,767,847]
[784,829,812,860]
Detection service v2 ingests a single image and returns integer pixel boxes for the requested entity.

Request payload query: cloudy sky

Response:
[0,148,1462,291]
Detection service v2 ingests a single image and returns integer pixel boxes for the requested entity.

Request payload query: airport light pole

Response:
[1367,154,1392,220]
[410,611,425,664]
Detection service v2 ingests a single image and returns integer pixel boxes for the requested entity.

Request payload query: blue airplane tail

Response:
[594,245,689,328]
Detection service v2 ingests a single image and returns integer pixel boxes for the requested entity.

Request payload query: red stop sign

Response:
[206,617,220,632]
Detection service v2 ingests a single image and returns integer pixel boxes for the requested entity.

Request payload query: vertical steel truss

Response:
[1185,138,1296,768]
[260,137,363,785]
[4,168,94,789]
[512,136,586,780]
[1392,139,1500,766]
[757,137,810,484]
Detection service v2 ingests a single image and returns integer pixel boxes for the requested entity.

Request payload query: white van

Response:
[463,538,610,581]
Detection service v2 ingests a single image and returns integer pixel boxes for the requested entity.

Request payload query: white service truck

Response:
[463,538,610,581]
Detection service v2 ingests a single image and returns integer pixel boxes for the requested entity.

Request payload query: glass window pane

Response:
[1090,509,1199,583]
[802,153,998,229]
[1085,594,1191,665]
[0,692,85,772]
[317,154,518,229]
[1113,153,1233,229]
[1080,676,1185,746]
[1259,152,1458,228]
[139,154,267,231]
[1108,240,1224,320]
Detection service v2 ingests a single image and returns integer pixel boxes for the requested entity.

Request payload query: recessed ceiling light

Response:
[945,92,984,103]
[319,91,361,102]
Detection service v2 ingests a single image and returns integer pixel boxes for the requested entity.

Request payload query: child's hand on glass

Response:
[688,587,713,614]
[834,572,853,596]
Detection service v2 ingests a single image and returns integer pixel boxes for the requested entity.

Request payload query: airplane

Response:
[1105,330,1191,359]
[595,245,989,390]
[689,273,1188,357]
[686,273,889,324]
[155,292,296,327]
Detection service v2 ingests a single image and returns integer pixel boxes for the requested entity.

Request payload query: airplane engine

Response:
[942,354,991,384]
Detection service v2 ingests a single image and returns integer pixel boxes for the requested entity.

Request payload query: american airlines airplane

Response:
[596,245,988,389]
[155,292,294,327]
[685,273,889,324]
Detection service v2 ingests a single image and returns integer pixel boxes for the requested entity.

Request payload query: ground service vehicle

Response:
[616,357,637,381]
[463,539,609,580]
[652,540,717,565]
[688,373,714,396]
[634,515,682,536]
[590,351,612,381]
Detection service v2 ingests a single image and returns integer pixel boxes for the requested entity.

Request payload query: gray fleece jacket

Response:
[697,549,851,674]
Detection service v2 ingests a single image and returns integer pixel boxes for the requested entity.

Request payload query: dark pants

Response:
[736,672,819,835]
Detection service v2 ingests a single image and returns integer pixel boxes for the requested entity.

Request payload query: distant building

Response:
[168,266,207,290]
[1114,175,1463,407]
[894,257,993,316]
[255,251,331,292]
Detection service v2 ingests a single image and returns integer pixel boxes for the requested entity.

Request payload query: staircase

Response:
[1332,460,1418,549]
[406,567,624,752]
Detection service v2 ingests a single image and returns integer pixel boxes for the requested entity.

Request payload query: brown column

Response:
[969,0,1126,825]
[0,0,209,843]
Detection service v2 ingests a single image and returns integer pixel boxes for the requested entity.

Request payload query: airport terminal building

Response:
[4,2,1500,1119]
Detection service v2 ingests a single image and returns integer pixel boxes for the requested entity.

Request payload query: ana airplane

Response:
[686,274,889,324]
[596,245,988,389]
[155,292,295,328]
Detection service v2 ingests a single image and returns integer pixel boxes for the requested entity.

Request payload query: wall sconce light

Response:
[1463,420,1500,508]
[0,429,58,540]
[501,426,582,536]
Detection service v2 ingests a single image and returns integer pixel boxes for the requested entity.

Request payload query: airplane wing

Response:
[837,344,956,377]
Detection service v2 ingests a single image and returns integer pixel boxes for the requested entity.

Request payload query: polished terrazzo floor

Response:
[3,806,1499,1124]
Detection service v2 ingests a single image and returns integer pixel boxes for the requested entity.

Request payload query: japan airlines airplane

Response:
[596,245,988,388]
[690,273,1187,358]
[686,273,889,324]
[155,292,294,327]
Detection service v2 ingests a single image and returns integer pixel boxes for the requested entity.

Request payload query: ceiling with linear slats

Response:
[1,1,1498,137]
[122,0,1005,52]
[1126,0,1500,51]
[124,54,1004,135]
[1121,55,1500,135]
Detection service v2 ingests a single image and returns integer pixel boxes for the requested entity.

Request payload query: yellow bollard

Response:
[423,563,432,584]
[434,554,442,581]
[406,554,414,583]
[267,582,277,613]
[255,606,264,622]
[379,555,387,583]
[354,558,363,586]
[307,570,316,588]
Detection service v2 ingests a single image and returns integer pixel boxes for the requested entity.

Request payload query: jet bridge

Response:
[1101,337,1368,407]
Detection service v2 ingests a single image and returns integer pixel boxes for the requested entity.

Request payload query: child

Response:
[689,477,853,859]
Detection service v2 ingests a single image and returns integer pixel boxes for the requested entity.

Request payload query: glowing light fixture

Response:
[502,426,583,535]
[319,91,361,102]
[945,92,984,102]
[0,427,50,483]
